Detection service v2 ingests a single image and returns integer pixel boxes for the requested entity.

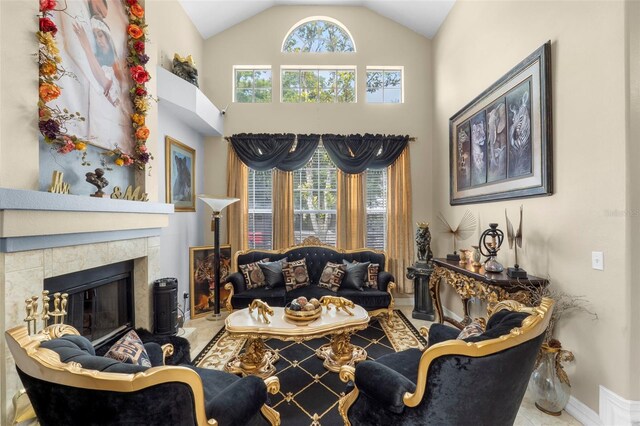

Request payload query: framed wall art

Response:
[450,42,553,205]
[189,245,232,319]
[165,136,195,211]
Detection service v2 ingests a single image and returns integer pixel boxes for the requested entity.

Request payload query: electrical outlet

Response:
[592,251,604,271]
[183,292,189,300]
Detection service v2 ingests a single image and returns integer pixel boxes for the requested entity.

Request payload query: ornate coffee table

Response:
[224,300,370,378]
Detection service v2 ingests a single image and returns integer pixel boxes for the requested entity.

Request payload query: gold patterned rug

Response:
[193,311,426,425]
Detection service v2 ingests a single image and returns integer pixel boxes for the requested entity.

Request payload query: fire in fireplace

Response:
[44,261,134,347]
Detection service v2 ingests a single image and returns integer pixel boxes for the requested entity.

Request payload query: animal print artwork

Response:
[507,80,533,178]
[486,99,507,182]
[470,111,487,186]
[456,122,471,190]
[173,154,192,202]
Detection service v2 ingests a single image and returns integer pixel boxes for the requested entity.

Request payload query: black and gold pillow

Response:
[239,258,269,289]
[366,263,380,288]
[104,330,151,367]
[318,262,346,292]
[283,258,311,292]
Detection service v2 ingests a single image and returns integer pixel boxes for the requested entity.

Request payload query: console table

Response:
[428,258,548,329]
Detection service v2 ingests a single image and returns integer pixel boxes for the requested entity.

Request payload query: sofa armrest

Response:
[377,271,395,291]
[354,360,416,414]
[428,323,460,346]
[226,272,247,293]
[206,375,267,425]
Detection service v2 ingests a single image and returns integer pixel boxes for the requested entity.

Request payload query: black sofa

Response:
[6,324,281,426]
[337,298,555,426]
[225,238,396,317]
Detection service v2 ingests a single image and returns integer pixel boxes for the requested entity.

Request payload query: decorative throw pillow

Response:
[366,263,380,288]
[259,258,288,289]
[318,262,346,292]
[456,319,487,340]
[104,330,152,367]
[282,258,311,291]
[239,258,269,289]
[341,260,370,292]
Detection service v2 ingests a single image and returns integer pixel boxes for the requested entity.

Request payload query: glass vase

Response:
[529,343,572,416]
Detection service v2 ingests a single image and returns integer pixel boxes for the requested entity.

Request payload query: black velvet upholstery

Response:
[230,246,392,311]
[345,311,545,426]
[24,334,271,426]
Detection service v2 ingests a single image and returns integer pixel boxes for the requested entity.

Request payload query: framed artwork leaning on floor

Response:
[189,245,232,318]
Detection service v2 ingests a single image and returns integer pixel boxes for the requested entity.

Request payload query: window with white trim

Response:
[293,146,337,245]
[247,170,273,249]
[282,68,356,103]
[365,169,387,250]
[366,68,403,103]
[234,67,272,103]
[282,17,355,53]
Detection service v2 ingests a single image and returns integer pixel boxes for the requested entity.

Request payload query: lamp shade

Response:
[197,195,239,213]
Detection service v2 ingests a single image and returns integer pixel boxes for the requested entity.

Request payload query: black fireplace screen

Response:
[44,261,134,345]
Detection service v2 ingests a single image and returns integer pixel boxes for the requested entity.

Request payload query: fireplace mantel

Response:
[0,188,174,252]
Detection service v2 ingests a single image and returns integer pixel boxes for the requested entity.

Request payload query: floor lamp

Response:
[198,195,239,321]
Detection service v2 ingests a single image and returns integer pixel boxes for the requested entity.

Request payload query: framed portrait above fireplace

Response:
[189,245,231,319]
[450,42,553,205]
[165,136,196,211]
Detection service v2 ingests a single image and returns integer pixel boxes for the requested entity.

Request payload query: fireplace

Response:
[44,261,134,347]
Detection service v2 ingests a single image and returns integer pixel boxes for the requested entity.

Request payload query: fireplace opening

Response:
[44,261,134,347]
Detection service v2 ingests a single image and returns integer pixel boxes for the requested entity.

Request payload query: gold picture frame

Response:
[189,245,232,319]
[165,136,195,212]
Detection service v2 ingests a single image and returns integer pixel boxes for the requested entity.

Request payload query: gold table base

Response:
[224,337,279,378]
[316,332,367,373]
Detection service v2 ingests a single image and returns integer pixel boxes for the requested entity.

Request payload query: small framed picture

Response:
[165,136,195,212]
[189,245,232,319]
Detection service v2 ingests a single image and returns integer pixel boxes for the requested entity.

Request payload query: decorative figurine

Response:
[471,245,482,268]
[479,223,505,272]
[415,222,433,264]
[437,210,477,261]
[85,168,109,198]
[48,171,70,194]
[172,53,199,87]
[111,185,149,202]
[505,205,527,278]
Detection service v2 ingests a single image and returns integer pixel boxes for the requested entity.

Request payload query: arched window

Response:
[282,17,355,53]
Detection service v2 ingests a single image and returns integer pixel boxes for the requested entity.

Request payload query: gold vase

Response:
[458,249,470,265]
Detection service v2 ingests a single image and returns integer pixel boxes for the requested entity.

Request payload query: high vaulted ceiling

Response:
[179,0,456,40]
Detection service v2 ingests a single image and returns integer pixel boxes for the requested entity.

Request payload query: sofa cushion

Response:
[341,260,370,291]
[317,261,346,292]
[286,285,334,302]
[283,258,311,291]
[104,330,152,367]
[367,264,380,288]
[239,258,269,289]
[231,287,286,309]
[337,287,391,309]
[259,258,288,289]
[464,311,529,342]
[40,335,148,374]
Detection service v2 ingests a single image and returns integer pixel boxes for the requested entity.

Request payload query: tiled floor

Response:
[184,307,581,426]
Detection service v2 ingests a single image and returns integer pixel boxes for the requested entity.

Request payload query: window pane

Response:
[337,71,356,103]
[254,70,272,88]
[366,71,383,91]
[301,70,319,102]
[366,88,383,103]
[236,89,253,103]
[283,20,355,53]
[254,89,272,103]
[282,89,300,103]
[384,88,402,104]
[282,69,355,103]
[366,169,387,250]
[282,71,300,89]
[236,70,253,88]
[384,71,402,89]
[248,170,273,249]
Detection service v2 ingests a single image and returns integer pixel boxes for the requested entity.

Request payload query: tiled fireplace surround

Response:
[0,188,173,422]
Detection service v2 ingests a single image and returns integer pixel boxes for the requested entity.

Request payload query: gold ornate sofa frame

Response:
[337,297,554,425]
[225,236,396,319]
[6,324,281,426]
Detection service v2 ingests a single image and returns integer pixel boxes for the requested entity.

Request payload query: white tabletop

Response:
[225,306,369,338]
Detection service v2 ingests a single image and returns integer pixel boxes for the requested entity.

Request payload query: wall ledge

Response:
[0,187,174,214]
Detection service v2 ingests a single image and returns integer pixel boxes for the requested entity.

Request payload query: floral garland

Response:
[37,0,152,169]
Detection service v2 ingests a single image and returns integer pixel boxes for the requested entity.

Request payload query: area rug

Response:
[193,311,427,426]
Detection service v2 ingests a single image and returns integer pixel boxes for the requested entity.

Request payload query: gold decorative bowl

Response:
[284,304,322,324]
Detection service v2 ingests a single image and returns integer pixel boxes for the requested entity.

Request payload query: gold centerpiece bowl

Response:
[284,297,322,324]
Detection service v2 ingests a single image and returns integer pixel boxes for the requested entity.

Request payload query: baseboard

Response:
[599,385,640,425]
[566,395,602,426]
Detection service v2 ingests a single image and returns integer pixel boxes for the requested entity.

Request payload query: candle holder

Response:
[479,223,504,273]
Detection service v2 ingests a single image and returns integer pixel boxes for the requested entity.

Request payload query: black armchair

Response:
[338,298,554,426]
[6,324,280,426]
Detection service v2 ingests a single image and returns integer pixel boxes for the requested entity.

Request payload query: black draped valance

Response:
[322,134,409,174]
[229,134,320,172]
[229,133,408,174]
